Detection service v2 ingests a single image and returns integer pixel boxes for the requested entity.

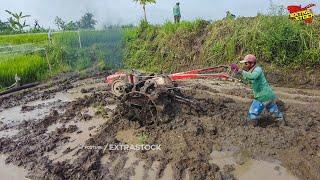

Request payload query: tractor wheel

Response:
[111,80,127,97]
[120,92,159,126]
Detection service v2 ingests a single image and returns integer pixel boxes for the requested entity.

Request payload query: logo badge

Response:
[287,4,316,24]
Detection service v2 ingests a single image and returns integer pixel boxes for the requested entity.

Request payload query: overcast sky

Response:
[0,0,318,29]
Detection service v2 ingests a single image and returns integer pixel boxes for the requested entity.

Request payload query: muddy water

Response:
[0,85,92,178]
[234,160,298,180]
[46,113,106,162]
[0,128,19,138]
[0,92,83,126]
[120,152,174,180]
[210,150,298,180]
[0,155,27,180]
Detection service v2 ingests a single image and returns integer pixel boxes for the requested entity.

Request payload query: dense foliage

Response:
[124,16,320,73]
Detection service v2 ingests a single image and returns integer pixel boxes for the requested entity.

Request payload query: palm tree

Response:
[5,10,31,32]
[133,0,156,22]
[79,13,97,29]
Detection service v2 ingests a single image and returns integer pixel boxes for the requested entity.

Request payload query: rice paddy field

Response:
[0,29,124,88]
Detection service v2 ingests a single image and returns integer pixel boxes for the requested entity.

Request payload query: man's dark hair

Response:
[176,2,180,5]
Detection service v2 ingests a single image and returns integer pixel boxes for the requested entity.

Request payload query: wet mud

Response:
[0,74,319,180]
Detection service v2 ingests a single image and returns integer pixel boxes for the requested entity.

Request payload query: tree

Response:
[55,16,66,30]
[5,10,30,32]
[0,20,12,33]
[79,13,97,29]
[64,21,79,31]
[133,0,156,22]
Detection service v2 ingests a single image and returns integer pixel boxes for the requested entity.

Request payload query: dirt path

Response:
[0,75,319,180]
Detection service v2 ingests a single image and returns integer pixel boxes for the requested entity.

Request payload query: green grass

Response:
[124,16,320,73]
[202,15,320,68]
[138,132,149,145]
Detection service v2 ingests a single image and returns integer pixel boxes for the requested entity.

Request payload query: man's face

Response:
[244,62,254,70]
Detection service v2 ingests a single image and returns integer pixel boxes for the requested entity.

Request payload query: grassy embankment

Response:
[124,16,320,86]
[0,30,124,88]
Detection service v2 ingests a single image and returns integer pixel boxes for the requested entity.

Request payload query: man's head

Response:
[176,2,180,6]
[240,54,256,70]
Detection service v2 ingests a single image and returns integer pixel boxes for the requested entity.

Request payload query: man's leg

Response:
[266,101,285,125]
[174,16,177,23]
[247,100,265,126]
[177,16,181,23]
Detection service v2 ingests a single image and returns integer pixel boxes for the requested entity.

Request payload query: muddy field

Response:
[0,72,319,180]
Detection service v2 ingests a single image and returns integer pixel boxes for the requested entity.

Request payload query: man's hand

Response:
[231,63,239,73]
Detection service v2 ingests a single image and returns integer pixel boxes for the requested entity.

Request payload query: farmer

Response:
[231,54,285,127]
[173,2,181,23]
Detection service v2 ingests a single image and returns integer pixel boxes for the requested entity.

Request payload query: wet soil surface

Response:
[0,75,319,180]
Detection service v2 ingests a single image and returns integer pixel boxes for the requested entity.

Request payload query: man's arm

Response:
[241,67,262,80]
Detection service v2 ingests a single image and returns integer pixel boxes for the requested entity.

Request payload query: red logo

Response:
[287,4,316,24]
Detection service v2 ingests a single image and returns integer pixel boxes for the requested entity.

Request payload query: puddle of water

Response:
[100,154,111,165]
[0,89,89,127]
[210,150,298,180]
[101,152,174,180]
[234,159,298,180]
[147,161,160,180]
[54,91,84,103]
[210,150,236,167]
[0,154,27,180]
[0,128,19,138]
[46,115,106,163]
[0,105,47,125]
[159,164,174,180]
[185,170,191,180]
[132,160,145,180]
[124,152,139,169]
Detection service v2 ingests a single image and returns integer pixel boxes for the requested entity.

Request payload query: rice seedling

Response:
[0,33,48,45]
[0,54,48,87]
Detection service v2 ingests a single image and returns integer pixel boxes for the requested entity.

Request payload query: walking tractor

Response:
[106,66,238,125]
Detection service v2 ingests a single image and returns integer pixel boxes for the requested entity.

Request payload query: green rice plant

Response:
[0,54,48,87]
[54,30,124,48]
[0,33,48,45]
[54,31,79,47]
[0,29,125,87]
